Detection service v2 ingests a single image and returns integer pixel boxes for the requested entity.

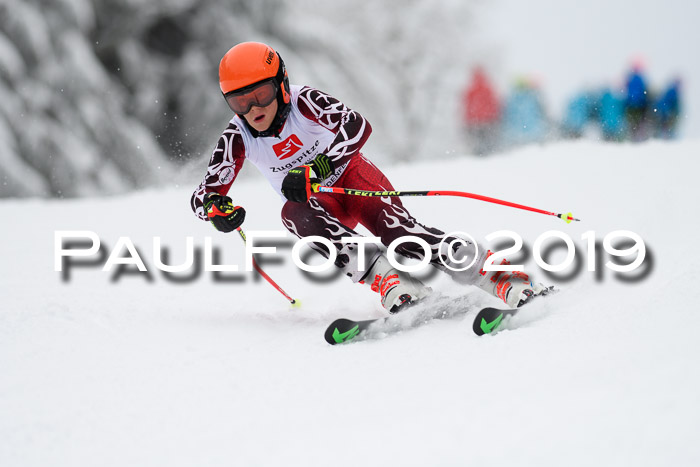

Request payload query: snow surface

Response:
[2,140,700,466]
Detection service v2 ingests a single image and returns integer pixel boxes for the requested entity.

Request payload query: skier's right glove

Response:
[203,192,246,232]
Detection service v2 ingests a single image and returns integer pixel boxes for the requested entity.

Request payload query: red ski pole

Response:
[312,184,580,223]
[236,227,300,307]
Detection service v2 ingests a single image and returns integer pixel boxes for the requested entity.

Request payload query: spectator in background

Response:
[462,67,501,155]
[654,79,682,139]
[625,63,650,141]
[599,88,627,141]
[561,91,595,138]
[502,78,549,147]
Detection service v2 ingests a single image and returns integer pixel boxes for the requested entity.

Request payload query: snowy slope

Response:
[2,140,700,466]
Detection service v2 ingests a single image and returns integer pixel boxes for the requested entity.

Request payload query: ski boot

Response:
[481,270,553,308]
[362,255,432,313]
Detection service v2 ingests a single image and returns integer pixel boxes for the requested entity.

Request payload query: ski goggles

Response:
[224,79,278,115]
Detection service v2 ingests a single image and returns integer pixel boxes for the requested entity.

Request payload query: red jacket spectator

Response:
[463,68,500,125]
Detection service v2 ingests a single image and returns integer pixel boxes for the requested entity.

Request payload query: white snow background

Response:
[2,140,700,466]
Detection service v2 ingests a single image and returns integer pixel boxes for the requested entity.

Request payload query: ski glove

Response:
[281,153,334,203]
[203,192,246,232]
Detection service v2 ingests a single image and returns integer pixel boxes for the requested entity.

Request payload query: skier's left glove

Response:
[281,153,334,203]
[203,192,246,232]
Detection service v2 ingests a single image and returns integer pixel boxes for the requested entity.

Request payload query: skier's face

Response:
[243,99,278,132]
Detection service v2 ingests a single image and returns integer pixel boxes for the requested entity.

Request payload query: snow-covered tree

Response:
[0,0,479,198]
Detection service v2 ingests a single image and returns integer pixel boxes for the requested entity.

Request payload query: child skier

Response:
[191,42,548,312]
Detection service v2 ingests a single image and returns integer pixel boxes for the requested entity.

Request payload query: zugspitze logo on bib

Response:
[273,134,304,160]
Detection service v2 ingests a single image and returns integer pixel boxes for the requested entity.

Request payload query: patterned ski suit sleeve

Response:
[190,123,246,220]
[296,86,372,168]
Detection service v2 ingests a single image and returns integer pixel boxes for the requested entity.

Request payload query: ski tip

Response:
[323,326,338,345]
[324,318,360,345]
[473,307,506,336]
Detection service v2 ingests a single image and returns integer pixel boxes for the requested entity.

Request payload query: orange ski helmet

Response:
[219,42,291,136]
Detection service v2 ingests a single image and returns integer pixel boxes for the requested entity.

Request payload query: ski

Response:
[324,317,386,345]
[325,288,556,344]
[323,293,477,345]
[472,287,557,336]
[472,307,520,336]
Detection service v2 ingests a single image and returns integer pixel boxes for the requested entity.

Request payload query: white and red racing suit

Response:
[191,85,486,284]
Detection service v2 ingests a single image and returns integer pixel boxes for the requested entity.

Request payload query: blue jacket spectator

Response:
[599,89,626,141]
[625,65,651,140]
[626,72,648,110]
[654,79,681,139]
[502,79,548,146]
[562,91,595,138]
